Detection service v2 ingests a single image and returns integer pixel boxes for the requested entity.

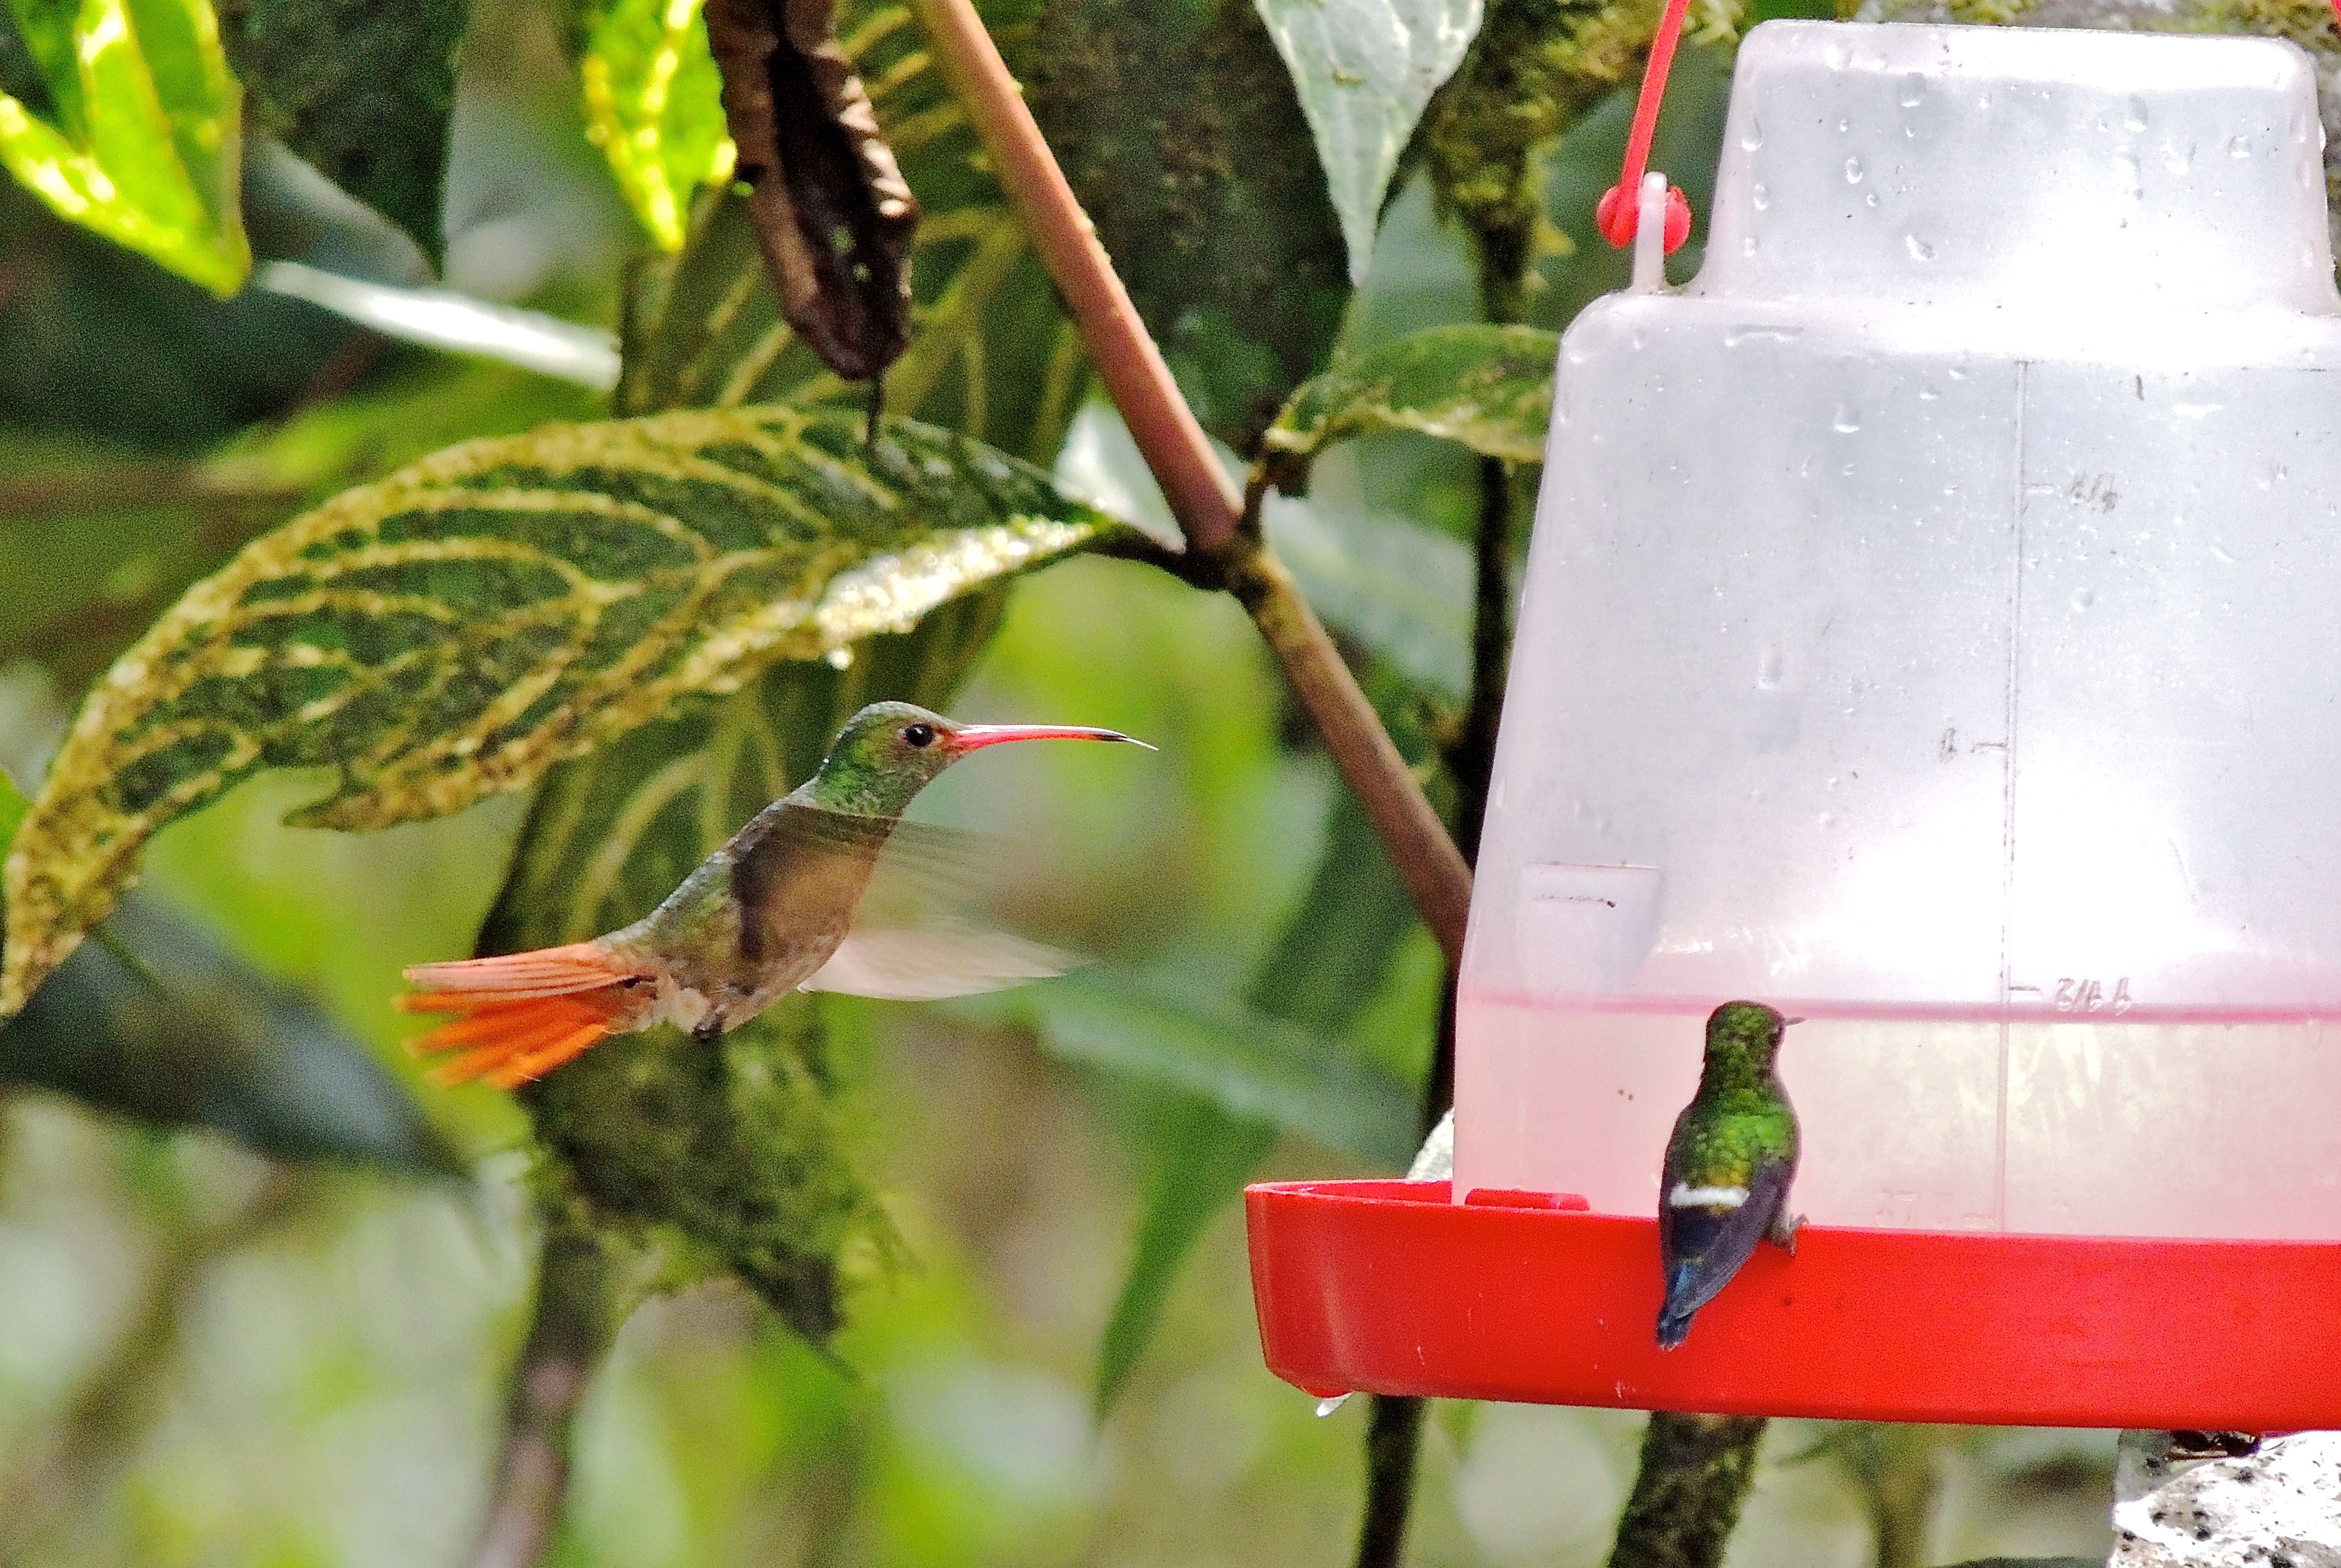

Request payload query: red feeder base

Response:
[1244,1180,2341,1429]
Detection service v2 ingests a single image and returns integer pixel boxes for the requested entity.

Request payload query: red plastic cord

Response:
[1596,0,1696,254]
[2332,0,2340,36]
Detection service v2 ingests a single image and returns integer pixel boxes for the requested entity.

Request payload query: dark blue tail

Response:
[1655,1264,1701,1350]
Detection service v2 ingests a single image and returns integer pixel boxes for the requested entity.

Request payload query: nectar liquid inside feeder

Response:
[1246,19,2341,1429]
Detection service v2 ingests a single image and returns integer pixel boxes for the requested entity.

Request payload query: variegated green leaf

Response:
[1,407,1117,1018]
[0,763,25,865]
[1262,323,1558,476]
[0,0,249,294]
[582,0,734,251]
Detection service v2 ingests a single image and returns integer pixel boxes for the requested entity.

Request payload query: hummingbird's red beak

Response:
[948,724,1155,753]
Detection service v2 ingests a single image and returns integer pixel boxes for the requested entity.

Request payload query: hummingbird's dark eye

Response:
[903,722,936,748]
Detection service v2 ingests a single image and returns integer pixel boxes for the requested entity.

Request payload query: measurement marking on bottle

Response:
[2052,977,2133,1014]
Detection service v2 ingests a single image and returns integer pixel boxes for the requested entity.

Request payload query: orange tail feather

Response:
[399,943,643,1087]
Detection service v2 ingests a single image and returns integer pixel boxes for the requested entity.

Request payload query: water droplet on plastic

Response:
[1845,155,1865,184]
[2210,542,2237,564]
[2114,151,2141,199]
[826,646,854,669]
[2070,588,2095,611]
[2228,133,2253,160]
[1741,117,1764,151]
[2123,96,2149,133]
[1833,404,1861,434]
[1905,233,1935,262]
[1743,235,1760,256]
[1757,649,1784,689]
[1751,182,1769,210]
[1897,73,1924,109]
[1817,811,1838,830]
[1317,1395,1351,1417]
[2160,137,2194,176]
[1864,192,1879,207]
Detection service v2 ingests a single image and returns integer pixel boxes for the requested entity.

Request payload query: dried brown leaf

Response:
[705,0,919,382]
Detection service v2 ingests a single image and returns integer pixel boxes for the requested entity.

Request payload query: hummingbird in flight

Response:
[397,702,1148,1089]
[1656,1000,1803,1350]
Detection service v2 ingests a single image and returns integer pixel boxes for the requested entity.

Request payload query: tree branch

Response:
[465,1222,619,1568]
[1608,1414,1769,1568]
[903,0,1473,966]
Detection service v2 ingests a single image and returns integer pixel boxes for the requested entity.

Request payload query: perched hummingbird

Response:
[398,702,1147,1088]
[1655,1000,1803,1350]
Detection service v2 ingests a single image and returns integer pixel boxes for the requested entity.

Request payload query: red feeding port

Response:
[1245,1181,2341,1429]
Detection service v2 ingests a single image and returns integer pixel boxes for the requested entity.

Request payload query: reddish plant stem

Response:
[906,0,1474,963]
[905,0,1239,552]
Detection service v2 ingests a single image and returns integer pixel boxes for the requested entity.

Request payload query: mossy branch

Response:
[465,1221,621,1568]
[1608,1413,1769,1568]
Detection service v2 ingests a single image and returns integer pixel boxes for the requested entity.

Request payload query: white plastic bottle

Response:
[1457,21,2341,1239]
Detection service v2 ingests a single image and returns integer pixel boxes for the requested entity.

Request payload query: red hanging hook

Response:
[1596,0,1697,254]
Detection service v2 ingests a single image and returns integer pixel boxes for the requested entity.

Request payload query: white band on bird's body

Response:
[1668,1183,1749,1209]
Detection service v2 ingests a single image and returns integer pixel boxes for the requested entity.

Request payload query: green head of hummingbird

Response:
[1655,1000,1803,1350]
[396,702,1149,1089]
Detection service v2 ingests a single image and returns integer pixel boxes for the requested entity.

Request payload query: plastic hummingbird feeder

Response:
[1245,18,2341,1429]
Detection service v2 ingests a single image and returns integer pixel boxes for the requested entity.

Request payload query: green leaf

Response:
[1016,971,1418,1166]
[214,0,468,261]
[0,894,466,1177]
[582,0,734,251]
[1263,322,1557,473]
[0,0,250,293]
[0,364,602,698]
[1092,1101,1276,1412]
[1245,787,1428,1040]
[0,763,24,857]
[1025,0,1349,452]
[485,598,1005,1341]
[1250,0,1482,286]
[0,405,1117,1019]
[1088,781,1428,1413]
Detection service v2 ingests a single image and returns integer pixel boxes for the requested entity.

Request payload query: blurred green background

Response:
[0,0,2135,1562]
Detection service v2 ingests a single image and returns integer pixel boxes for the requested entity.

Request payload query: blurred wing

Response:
[801,926,1077,999]
[796,813,1082,999]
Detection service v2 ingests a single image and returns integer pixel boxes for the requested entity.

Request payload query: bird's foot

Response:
[1769,1210,1804,1254]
